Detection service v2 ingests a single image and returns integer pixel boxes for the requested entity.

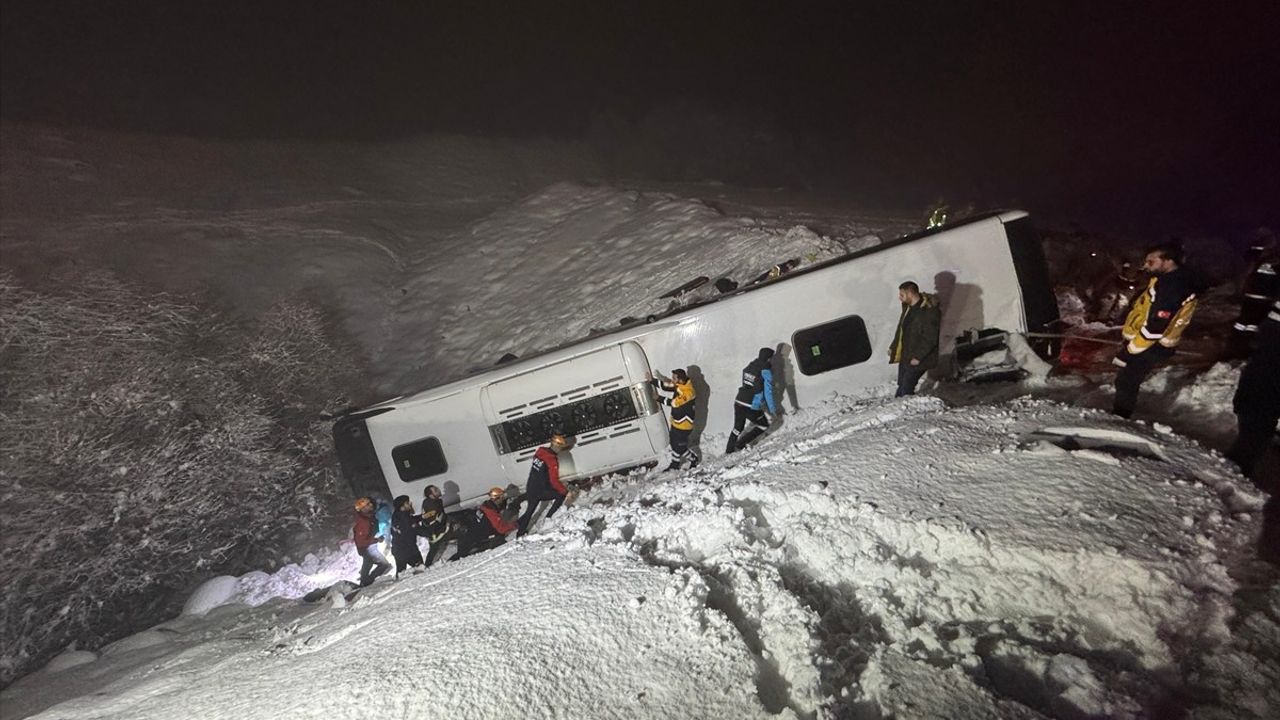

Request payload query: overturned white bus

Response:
[334,210,1058,509]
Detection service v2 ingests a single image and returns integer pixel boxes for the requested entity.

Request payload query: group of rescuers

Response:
[349,240,1279,585]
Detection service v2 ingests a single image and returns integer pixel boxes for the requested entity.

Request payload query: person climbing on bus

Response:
[648,368,698,471]
[452,486,518,560]
[421,484,458,566]
[888,280,941,397]
[352,496,392,586]
[726,347,778,453]
[389,495,428,577]
[516,431,572,536]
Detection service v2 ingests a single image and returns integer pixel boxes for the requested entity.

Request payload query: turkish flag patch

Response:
[1157,310,1172,319]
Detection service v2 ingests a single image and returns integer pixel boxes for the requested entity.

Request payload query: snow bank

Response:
[181,577,240,616]
[5,397,1271,720]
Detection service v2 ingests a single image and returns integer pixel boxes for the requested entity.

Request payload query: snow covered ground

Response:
[3,122,1275,718]
[4,395,1275,719]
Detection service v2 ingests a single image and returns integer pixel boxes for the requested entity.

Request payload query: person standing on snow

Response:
[421,484,456,567]
[1229,229,1277,358]
[887,281,941,397]
[352,497,392,587]
[452,487,518,560]
[726,347,778,454]
[649,368,698,471]
[1112,243,1203,418]
[516,431,572,536]
[389,495,428,577]
[1227,298,1280,482]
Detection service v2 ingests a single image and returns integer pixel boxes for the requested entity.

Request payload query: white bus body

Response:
[335,211,1058,508]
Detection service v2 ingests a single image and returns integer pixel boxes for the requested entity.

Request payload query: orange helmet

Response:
[488,486,507,500]
[550,432,569,449]
[354,497,374,513]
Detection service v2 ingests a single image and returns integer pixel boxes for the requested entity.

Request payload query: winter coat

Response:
[390,508,427,559]
[889,293,941,369]
[352,511,379,550]
[734,358,778,413]
[651,377,696,430]
[1235,299,1280,419]
[525,446,565,500]
[1119,265,1202,361]
[421,496,451,540]
[469,499,517,540]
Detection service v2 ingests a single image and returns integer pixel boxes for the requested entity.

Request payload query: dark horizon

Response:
[3,0,1278,238]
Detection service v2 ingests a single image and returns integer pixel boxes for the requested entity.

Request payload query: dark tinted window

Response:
[391,437,448,481]
[793,315,873,375]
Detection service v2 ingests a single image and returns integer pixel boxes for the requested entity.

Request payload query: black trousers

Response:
[517,491,565,536]
[451,531,505,561]
[726,403,769,453]
[895,363,928,397]
[1227,409,1280,481]
[1112,345,1173,418]
[425,525,456,567]
[668,426,695,469]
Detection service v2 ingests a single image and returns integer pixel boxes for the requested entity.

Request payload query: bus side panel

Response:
[482,342,666,487]
[633,216,1026,448]
[364,388,502,508]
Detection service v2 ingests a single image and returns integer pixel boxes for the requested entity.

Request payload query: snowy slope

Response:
[5,396,1274,719]
[0,123,912,396]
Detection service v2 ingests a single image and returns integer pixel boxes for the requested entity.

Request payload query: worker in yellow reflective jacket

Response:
[649,368,698,471]
[1113,242,1204,418]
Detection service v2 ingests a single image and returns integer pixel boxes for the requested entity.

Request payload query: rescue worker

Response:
[887,281,941,397]
[648,368,698,471]
[726,348,778,453]
[452,487,518,560]
[389,495,427,577]
[352,496,391,587]
[421,484,456,567]
[1229,229,1277,358]
[516,431,571,536]
[1227,298,1280,482]
[1112,243,1204,418]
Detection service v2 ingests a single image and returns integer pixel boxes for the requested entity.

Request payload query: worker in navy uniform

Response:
[389,495,428,577]
[516,432,571,536]
[1112,243,1203,418]
[648,368,698,471]
[887,280,941,397]
[1230,229,1277,358]
[1228,298,1280,482]
[451,487,518,560]
[726,347,778,453]
[420,484,456,566]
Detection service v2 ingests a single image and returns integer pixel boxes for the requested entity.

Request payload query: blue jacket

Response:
[734,358,777,413]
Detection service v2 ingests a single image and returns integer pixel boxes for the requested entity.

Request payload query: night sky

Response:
[3,1,1277,237]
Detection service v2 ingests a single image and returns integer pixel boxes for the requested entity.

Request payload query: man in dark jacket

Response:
[1112,243,1203,418]
[1229,230,1277,358]
[389,495,428,577]
[352,496,391,587]
[516,432,571,536]
[726,348,779,453]
[452,487,518,560]
[887,281,941,397]
[420,484,456,567]
[1227,298,1280,483]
